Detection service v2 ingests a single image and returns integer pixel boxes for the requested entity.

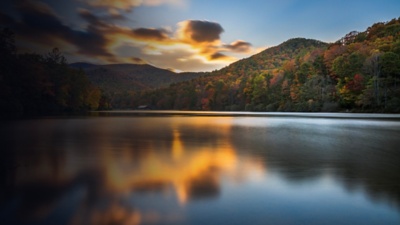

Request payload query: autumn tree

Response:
[0,29,102,117]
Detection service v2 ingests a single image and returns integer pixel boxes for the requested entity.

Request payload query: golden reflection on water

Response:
[3,117,266,225]
[98,117,266,206]
[3,116,400,225]
[91,117,265,224]
[172,127,183,160]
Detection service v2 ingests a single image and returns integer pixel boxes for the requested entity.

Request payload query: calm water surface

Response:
[1,112,400,225]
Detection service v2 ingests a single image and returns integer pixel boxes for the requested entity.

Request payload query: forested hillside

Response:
[0,29,103,117]
[70,63,206,94]
[132,18,400,112]
[69,63,206,109]
[2,18,400,115]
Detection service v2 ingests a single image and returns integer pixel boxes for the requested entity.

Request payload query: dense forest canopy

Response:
[132,18,400,112]
[1,17,400,117]
[0,28,107,118]
[69,63,206,109]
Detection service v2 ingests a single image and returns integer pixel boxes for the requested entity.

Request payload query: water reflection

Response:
[1,117,264,225]
[230,118,400,208]
[1,115,400,225]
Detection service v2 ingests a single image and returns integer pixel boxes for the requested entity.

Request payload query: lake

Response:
[1,111,400,225]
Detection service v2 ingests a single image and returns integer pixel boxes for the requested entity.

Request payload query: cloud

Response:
[173,20,257,67]
[177,20,224,44]
[0,1,255,72]
[141,46,228,72]
[224,40,252,53]
[143,0,187,8]
[15,0,70,35]
[174,20,235,64]
[1,2,114,61]
[132,28,169,41]
[78,8,108,27]
[131,57,146,64]
[209,52,232,61]
[84,0,187,12]
[0,11,16,26]
[84,0,141,11]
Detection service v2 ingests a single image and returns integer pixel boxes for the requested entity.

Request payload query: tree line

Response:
[131,18,400,112]
[0,29,107,118]
[2,17,399,115]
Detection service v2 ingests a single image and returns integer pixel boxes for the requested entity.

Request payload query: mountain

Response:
[131,18,400,112]
[69,63,207,94]
[2,18,399,115]
[222,38,328,76]
[130,38,330,110]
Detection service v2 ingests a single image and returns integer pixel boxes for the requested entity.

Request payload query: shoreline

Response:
[91,110,400,120]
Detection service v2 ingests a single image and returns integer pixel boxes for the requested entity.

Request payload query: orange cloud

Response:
[209,52,235,61]
[174,20,237,65]
[131,57,147,64]
[84,0,186,11]
[144,0,187,8]
[132,28,170,41]
[177,20,224,44]
[224,40,252,53]
[1,1,256,72]
[102,19,240,68]
[85,0,141,10]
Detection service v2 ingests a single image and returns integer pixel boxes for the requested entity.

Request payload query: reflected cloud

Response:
[2,116,400,225]
[0,117,266,225]
[97,117,264,205]
[83,204,140,225]
[171,127,183,160]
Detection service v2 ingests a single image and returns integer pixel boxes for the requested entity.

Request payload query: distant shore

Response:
[91,110,400,120]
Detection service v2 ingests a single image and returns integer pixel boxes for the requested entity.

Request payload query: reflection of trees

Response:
[186,173,220,200]
[231,119,400,210]
[0,117,264,225]
[6,116,399,224]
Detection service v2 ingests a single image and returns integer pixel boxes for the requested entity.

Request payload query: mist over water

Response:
[1,112,400,225]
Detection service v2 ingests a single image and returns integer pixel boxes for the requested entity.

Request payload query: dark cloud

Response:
[0,1,174,63]
[83,0,187,13]
[179,20,224,43]
[74,9,114,57]
[0,11,16,27]
[71,30,112,58]
[132,28,169,41]
[224,40,252,53]
[209,52,228,60]
[0,1,113,58]
[16,1,71,37]
[84,0,139,12]
[131,57,146,64]
[78,8,107,26]
[176,20,235,62]
[108,12,128,21]
[0,1,255,70]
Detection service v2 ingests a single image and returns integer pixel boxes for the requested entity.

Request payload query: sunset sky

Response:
[1,0,399,72]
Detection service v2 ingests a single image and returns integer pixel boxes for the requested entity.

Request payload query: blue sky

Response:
[134,0,400,44]
[1,0,399,72]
